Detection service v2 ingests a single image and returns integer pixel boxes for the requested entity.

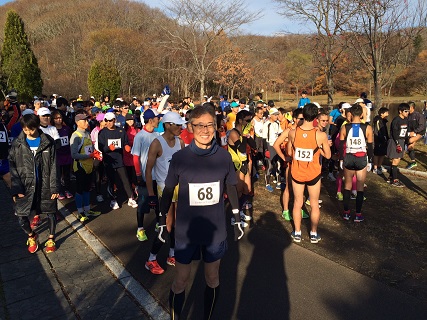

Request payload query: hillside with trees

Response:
[0,0,426,103]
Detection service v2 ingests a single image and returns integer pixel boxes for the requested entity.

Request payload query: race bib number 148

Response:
[189,181,220,206]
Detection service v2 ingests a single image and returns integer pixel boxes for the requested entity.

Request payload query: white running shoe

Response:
[127,198,138,208]
[96,195,104,202]
[110,200,120,210]
[231,218,249,228]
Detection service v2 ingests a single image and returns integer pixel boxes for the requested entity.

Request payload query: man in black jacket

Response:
[9,114,59,254]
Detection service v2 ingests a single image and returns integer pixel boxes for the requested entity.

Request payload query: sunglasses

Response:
[104,119,115,122]
[167,123,182,127]
[297,117,304,120]
[41,115,51,117]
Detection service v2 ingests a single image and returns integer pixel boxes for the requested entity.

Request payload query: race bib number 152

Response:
[188,181,220,206]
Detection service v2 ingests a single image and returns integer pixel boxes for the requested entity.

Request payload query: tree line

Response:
[0,0,426,105]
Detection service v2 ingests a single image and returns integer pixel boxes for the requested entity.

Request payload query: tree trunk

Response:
[199,73,205,102]
[373,69,382,108]
[326,67,334,105]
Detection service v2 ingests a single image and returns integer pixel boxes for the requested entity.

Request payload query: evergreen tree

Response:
[0,10,43,101]
[88,58,121,101]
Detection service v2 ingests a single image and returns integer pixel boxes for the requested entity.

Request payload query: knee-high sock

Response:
[356,191,364,213]
[409,149,415,161]
[204,285,220,320]
[336,176,342,193]
[343,189,351,211]
[169,289,185,320]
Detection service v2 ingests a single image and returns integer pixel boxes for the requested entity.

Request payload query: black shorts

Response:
[344,154,367,171]
[291,173,322,186]
[175,239,228,264]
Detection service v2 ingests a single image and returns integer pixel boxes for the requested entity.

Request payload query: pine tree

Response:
[88,58,121,101]
[0,10,43,101]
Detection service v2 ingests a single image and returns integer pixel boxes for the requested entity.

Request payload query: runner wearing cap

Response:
[131,108,162,242]
[98,112,137,209]
[262,107,282,192]
[225,101,239,131]
[144,111,186,274]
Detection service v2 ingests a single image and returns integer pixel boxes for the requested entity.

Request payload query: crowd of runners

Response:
[1,89,426,319]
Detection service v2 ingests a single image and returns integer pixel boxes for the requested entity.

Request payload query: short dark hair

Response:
[189,105,216,125]
[292,108,304,119]
[302,103,318,121]
[350,104,363,117]
[398,103,410,113]
[236,110,252,124]
[378,107,389,116]
[56,97,68,109]
[21,114,40,130]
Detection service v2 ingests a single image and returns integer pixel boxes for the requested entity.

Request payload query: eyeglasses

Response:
[53,117,62,120]
[191,123,215,131]
[104,119,115,122]
[122,107,129,110]
[167,123,182,127]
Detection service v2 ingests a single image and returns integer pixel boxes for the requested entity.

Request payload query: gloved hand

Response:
[265,150,270,159]
[93,149,102,160]
[109,144,116,151]
[366,162,372,172]
[234,222,244,241]
[148,195,158,210]
[124,145,131,152]
[88,152,96,159]
[396,144,402,153]
[339,160,343,170]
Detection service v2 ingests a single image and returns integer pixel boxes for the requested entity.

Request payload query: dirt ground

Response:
[251,143,427,301]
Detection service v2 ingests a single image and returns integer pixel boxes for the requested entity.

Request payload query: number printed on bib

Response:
[0,131,6,142]
[348,138,362,146]
[60,136,69,146]
[189,181,220,206]
[108,138,121,149]
[84,145,93,155]
[295,147,313,162]
[399,128,407,138]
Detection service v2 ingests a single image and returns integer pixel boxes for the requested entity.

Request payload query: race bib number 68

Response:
[189,181,220,206]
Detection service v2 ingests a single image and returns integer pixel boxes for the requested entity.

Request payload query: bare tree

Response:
[157,0,258,100]
[275,0,359,105]
[343,0,427,107]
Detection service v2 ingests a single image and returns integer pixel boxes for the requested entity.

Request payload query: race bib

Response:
[294,147,313,162]
[189,181,220,206]
[8,137,13,145]
[108,138,121,149]
[0,131,6,143]
[399,128,407,137]
[348,138,363,146]
[84,145,93,155]
[60,136,69,146]
[220,135,227,146]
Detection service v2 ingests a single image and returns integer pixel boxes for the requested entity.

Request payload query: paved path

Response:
[1,167,427,319]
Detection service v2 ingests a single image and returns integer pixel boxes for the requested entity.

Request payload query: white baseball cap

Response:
[38,107,51,116]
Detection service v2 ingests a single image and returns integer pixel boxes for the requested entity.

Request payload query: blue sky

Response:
[0,0,311,35]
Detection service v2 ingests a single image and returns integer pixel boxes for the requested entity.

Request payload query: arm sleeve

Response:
[339,140,345,160]
[367,143,373,162]
[159,186,174,225]
[225,183,239,211]
[133,155,142,176]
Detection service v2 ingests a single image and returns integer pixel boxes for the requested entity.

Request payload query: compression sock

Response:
[391,165,398,181]
[343,189,351,211]
[356,191,364,213]
[352,175,357,191]
[169,289,185,320]
[336,176,342,192]
[204,285,220,320]
[82,191,91,208]
[75,193,83,212]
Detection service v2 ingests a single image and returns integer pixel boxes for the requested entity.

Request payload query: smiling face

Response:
[189,113,216,149]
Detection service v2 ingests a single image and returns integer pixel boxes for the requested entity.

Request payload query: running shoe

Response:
[230,218,248,228]
[27,235,38,254]
[354,214,365,222]
[377,167,384,175]
[77,213,89,222]
[128,198,138,208]
[327,172,336,181]
[342,210,351,221]
[45,238,56,253]
[282,210,292,221]
[302,210,309,219]
[265,184,274,192]
[145,260,164,275]
[167,256,176,266]
[30,215,41,229]
[336,192,343,201]
[310,233,322,244]
[65,191,73,199]
[96,194,104,202]
[110,200,120,210]
[85,210,101,216]
[276,183,282,190]
[136,229,148,242]
[58,194,66,200]
[391,179,405,188]
[240,211,252,221]
[406,162,417,170]
[350,193,357,200]
[291,231,302,243]
[372,168,377,174]
[305,199,323,206]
